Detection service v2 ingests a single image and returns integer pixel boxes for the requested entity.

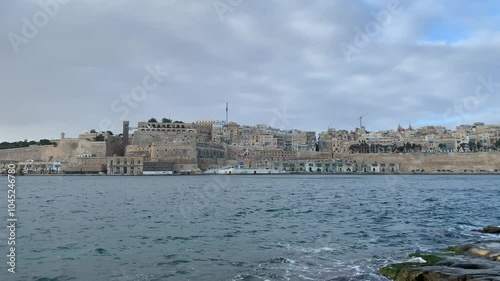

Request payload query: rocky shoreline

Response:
[379,227,500,280]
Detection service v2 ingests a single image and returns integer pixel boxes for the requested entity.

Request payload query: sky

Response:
[1,0,499,142]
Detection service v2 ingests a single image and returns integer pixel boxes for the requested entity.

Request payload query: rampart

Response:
[337,152,500,172]
[0,138,107,163]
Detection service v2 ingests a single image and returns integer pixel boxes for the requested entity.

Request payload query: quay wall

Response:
[337,152,500,172]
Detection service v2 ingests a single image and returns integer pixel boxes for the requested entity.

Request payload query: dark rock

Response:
[449,262,491,269]
[379,241,500,280]
[482,226,500,234]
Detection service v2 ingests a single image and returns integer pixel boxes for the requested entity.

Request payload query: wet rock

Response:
[379,241,500,280]
[481,226,500,234]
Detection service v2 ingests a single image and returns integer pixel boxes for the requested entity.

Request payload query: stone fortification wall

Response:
[0,146,51,162]
[197,143,227,169]
[131,131,196,147]
[339,152,500,172]
[106,136,125,156]
[0,138,106,163]
[51,139,107,162]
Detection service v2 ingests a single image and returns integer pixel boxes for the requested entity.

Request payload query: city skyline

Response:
[0,114,497,144]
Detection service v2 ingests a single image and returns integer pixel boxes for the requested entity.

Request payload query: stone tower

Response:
[123,121,129,146]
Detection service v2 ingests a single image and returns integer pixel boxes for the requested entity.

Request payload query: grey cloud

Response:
[0,0,499,141]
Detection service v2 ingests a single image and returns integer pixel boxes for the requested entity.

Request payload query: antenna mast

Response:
[359,112,368,128]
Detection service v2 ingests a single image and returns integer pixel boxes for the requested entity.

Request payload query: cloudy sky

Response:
[1,0,499,142]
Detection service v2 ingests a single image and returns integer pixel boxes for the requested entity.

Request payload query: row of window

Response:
[139,129,194,132]
[110,158,142,165]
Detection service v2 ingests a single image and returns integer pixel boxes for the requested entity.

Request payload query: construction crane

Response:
[359,113,368,128]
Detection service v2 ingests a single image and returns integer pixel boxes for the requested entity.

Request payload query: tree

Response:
[173,120,183,123]
[94,134,105,141]
[90,129,96,133]
[438,143,446,151]
[459,143,466,152]
[476,142,482,151]
[161,118,172,123]
[148,118,158,123]
[496,139,500,148]
[349,144,360,153]
[106,130,114,135]
[405,142,412,152]
[39,139,53,145]
[468,141,477,152]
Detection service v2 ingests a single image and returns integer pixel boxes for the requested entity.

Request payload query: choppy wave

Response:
[13,175,500,281]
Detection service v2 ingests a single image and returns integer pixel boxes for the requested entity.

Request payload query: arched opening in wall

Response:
[176,125,180,128]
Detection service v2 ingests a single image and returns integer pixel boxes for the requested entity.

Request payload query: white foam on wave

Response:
[278,243,337,254]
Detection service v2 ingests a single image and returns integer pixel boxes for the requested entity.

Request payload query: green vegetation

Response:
[0,139,56,150]
[348,142,422,153]
[90,129,96,133]
[379,253,443,280]
[379,262,418,279]
[39,139,54,145]
[469,141,477,151]
[496,139,500,148]
[161,118,172,123]
[94,134,105,141]
[148,118,158,122]
[445,246,466,255]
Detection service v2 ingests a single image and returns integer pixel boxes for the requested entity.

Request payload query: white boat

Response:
[203,165,287,175]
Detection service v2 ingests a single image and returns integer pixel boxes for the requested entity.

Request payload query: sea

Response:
[1,175,499,281]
